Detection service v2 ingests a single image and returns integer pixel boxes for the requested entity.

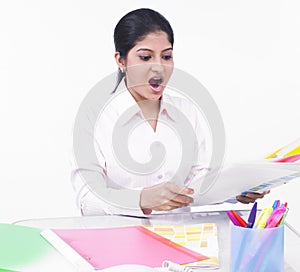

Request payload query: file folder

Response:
[41,225,208,270]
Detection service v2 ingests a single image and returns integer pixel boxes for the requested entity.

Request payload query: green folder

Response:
[0,223,51,270]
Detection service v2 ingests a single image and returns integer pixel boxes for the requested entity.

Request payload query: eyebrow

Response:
[136,47,173,53]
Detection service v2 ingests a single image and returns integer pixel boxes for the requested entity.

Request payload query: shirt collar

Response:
[159,93,177,122]
[112,79,141,123]
[113,78,178,125]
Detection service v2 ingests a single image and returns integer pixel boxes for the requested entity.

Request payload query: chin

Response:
[148,92,163,100]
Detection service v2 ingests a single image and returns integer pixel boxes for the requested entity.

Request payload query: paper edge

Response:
[40,229,95,272]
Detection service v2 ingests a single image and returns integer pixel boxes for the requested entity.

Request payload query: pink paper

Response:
[52,225,207,269]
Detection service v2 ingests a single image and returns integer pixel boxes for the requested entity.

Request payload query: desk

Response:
[13,211,300,272]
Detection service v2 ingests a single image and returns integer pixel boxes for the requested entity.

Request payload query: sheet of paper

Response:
[192,161,300,205]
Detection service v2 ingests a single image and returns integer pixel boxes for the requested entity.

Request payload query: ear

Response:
[114,52,126,70]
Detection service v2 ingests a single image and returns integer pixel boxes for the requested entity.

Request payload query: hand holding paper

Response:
[193,161,299,206]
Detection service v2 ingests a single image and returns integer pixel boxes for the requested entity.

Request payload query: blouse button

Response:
[157,174,163,179]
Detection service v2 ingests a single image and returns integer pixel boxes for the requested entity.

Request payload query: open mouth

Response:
[148,77,164,93]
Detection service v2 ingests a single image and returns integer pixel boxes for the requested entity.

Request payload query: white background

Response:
[1,1,299,228]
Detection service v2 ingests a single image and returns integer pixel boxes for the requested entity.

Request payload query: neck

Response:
[138,99,160,120]
[137,99,161,132]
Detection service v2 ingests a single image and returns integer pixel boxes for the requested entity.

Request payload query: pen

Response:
[226,211,242,226]
[266,206,286,228]
[272,200,280,210]
[266,204,286,227]
[230,210,247,228]
[278,207,289,226]
[266,200,281,226]
[254,207,273,229]
[246,202,257,228]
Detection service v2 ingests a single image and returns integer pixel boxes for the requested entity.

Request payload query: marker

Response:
[278,207,289,226]
[226,211,242,226]
[246,202,257,228]
[272,200,280,210]
[266,206,286,228]
[254,207,273,229]
[230,210,247,228]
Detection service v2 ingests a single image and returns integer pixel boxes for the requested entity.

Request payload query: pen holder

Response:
[230,223,284,272]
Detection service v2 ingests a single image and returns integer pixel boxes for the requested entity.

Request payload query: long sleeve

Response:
[71,93,146,216]
[71,163,144,216]
[71,149,146,217]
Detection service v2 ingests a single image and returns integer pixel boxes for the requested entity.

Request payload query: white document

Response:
[193,161,300,205]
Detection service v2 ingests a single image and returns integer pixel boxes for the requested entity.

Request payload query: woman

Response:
[71,8,267,216]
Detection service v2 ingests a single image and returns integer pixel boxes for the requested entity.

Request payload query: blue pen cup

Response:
[230,223,284,272]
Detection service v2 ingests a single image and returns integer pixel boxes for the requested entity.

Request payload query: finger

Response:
[180,187,194,195]
[164,182,194,195]
[236,195,255,204]
[142,208,152,215]
[159,183,188,201]
[157,192,192,207]
[154,200,188,211]
[171,193,194,205]
[156,183,193,205]
[245,193,265,200]
[152,203,175,211]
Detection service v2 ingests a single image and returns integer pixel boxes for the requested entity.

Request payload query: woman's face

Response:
[122,31,174,102]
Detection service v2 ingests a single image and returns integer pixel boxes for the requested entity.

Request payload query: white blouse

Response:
[71,79,212,216]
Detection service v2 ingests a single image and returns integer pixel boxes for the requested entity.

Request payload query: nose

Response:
[150,57,164,73]
[150,63,164,73]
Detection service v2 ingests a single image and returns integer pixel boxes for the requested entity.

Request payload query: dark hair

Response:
[112,8,174,93]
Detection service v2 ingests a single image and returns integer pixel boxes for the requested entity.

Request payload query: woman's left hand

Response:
[236,190,270,204]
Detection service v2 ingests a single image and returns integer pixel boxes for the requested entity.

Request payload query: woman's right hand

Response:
[140,181,194,215]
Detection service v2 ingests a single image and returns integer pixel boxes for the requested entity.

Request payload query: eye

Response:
[139,55,151,61]
[162,55,173,61]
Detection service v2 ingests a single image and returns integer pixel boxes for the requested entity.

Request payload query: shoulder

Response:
[162,90,201,121]
[162,89,210,141]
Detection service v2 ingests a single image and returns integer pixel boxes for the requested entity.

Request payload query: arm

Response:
[71,155,145,217]
[71,103,146,217]
[71,154,194,216]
